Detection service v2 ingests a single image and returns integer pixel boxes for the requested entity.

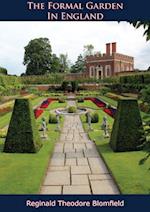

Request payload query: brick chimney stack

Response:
[106,43,111,55]
[112,42,117,53]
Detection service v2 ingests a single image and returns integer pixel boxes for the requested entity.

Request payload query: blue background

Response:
[0,195,150,211]
[0,0,149,21]
[0,0,150,211]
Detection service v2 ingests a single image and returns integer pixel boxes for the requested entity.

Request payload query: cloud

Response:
[0,21,149,75]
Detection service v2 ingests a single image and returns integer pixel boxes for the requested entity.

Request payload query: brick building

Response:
[85,42,134,79]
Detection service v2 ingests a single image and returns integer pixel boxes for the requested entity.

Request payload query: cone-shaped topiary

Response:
[110,98,146,152]
[3,99,42,153]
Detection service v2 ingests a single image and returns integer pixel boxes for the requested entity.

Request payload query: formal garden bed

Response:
[78,98,150,194]
[0,97,66,194]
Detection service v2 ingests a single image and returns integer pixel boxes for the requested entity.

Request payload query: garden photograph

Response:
[0,21,150,194]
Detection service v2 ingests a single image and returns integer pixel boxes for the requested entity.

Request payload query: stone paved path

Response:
[40,100,119,194]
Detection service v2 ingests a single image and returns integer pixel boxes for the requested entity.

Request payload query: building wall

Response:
[85,43,134,79]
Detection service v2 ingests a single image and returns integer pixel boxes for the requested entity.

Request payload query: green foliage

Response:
[51,54,62,73]
[49,113,58,123]
[71,81,78,92]
[84,44,94,56]
[23,38,52,75]
[77,97,84,102]
[86,112,99,123]
[59,54,70,73]
[21,73,65,85]
[70,54,85,73]
[68,106,77,113]
[140,86,150,104]
[58,98,65,103]
[110,99,146,152]
[3,99,42,153]
[99,87,111,96]
[0,67,8,75]
[0,75,23,95]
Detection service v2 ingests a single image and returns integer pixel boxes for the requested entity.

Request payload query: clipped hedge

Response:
[21,73,65,85]
[58,98,65,103]
[77,97,84,102]
[119,73,150,85]
[68,106,77,113]
[86,112,99,123]
[49,113,58,123]
[4,99,42,153]
[0,67,8,75]
[110,98,146,152]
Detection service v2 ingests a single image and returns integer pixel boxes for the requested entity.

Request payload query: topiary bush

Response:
[77,97,84,102]
[49,113,58,123]
[3,99,42,153]
[68,106,77,113]
[58,98,65,103]
[86,112,99,123]
[110,98,146,152]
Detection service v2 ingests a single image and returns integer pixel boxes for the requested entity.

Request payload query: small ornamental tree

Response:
[4,99,42,153]
[110,98,146,152]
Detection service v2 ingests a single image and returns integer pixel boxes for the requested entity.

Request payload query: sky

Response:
[0,21,149,75]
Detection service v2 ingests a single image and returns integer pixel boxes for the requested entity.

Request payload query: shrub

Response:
[110,99,146,152]
[77,98,84,102]
[71,81,78,92]
[58,98,65,103]
[49,113,58,123]
[0,67,8,75]
[68,106,77,113]
[99,87,111,96]
[3,99,42,153]
[86,112,99,123]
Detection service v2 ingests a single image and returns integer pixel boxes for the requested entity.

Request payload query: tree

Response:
[59,54,70,73]
[70,54,85,73]
[83,44,94,56]
[23,38,52,75]
[51,54,62,73]
[0,67,8,75]
[130,21,150,41]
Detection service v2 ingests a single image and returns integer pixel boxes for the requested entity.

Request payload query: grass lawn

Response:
[77,100,100,110]
[99,95,118,107]
[0,101,65,194]
[0,96,46,129]
[80,101,150,194]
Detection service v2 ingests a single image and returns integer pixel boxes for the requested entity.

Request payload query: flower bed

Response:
[40,98,55,109]
[84,97,116,118]
[34,98,57,119]
[34,108,44,119]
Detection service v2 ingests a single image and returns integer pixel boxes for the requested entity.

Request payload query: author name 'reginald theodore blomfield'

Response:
[47,2,124,10]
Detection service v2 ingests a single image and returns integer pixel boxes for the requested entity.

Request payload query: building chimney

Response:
[106,43,111,55]
[112,42,117,53]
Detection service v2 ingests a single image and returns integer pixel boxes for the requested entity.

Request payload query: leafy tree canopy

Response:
[83,44,94,56]
[23,38,52,75]
[70,54,85,73]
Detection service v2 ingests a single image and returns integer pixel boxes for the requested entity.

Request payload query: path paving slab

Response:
[44,171,70,186]
[41,186,62,194]
[50,158,65,166]
[77,158,88,166]
[90,180,119,194]
[88,158,109,174]
[72,175,89,185]
[48,166,70,171]
[40,99,119,195]
[89,174,112,180]
[71,166,91,174]
[63,185,91,194]
[65,158,77,166]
